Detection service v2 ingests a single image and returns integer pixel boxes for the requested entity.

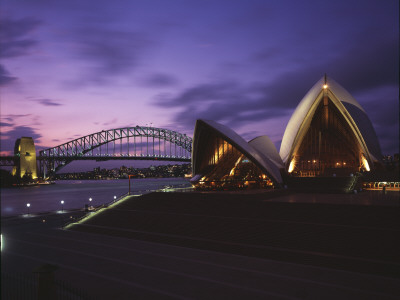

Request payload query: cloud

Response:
[0,122,13,127]
[30,115,42,126]
[141,73,178,87]
[152,30,398,155]
[355,86,399,155]
[358,86,399,128]
[0,17,41,58]
[153,79,292,130]
[328,38,398,93]
[154,22,398,133]
[0,64,17,86]
[34,98,63,106]
[1,114,32,122]
[67,27,153,86]
[102,118,118,126]
[0,17,41,86]
[0,125,42,154]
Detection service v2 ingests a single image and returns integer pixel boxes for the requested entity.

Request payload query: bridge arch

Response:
[39,126,192,177]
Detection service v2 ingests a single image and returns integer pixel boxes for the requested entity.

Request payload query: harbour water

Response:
[1,178,191,217]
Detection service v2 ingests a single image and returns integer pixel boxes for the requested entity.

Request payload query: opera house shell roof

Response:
[191,119,284,188]
[191,75,382,189]
[280,76,382,173]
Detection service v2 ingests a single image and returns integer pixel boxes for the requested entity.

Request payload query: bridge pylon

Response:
[12,137,38,179]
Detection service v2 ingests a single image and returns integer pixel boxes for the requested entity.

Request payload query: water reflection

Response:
[1,178,190,217]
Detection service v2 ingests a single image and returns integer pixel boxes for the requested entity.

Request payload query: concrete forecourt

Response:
[2,190,399,299]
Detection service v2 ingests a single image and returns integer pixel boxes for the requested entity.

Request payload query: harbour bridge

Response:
[1,126,193,178]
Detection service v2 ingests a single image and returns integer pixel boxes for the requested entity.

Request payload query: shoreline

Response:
[1,177,191,213]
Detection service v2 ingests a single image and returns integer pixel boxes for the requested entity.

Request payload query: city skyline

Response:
[1,0,399,162]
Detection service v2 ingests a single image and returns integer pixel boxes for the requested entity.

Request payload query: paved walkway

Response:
[2,215,399,299]
[2,191,400,299]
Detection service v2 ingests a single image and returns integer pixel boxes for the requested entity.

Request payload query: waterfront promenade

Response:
[2,190,399,299]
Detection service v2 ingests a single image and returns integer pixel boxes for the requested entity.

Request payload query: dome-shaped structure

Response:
[280,75,382,176]
[191,119,283,189]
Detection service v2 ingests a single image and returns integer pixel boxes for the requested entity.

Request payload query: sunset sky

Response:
[1,0,398,170]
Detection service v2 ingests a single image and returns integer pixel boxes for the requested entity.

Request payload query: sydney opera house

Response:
[191,75,382,190]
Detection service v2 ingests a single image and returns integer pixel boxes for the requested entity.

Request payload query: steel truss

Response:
[38,126,192,177]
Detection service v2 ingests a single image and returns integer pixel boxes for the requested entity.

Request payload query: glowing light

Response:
[288,159,296,173]
[61,200,64,204]
[1,234,3,252]
[362,156,370,171]
[89,198,92,202]
[113,196,117,200]
[323,84,328,89]
[26,203,30,207]
[229,156,243,176]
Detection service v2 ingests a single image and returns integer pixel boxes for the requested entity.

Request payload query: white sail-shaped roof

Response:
[192,119,283,185]
[279,76,382,165]
[249,136,284,170]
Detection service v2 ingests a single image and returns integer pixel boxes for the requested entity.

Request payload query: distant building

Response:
[191,75,382,190]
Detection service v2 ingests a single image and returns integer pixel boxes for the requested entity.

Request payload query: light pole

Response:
[27,203,30,216]
[61,200,64,212]
[86,197,93,212]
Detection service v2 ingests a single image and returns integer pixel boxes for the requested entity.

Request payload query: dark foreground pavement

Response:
[1,191,400,299]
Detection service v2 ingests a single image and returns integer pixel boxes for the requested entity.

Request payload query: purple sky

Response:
[1,0,399,165]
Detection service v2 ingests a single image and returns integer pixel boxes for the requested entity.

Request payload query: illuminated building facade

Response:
[12,137,38,179]
[280,75,382,177]
[191,75,382,189]
[191,120,283,189]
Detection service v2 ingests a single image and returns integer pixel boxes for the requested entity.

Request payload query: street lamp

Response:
[89,197,92,202]
[113,195,117,201]
[61,200,64,212]
[26,203,30,215]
